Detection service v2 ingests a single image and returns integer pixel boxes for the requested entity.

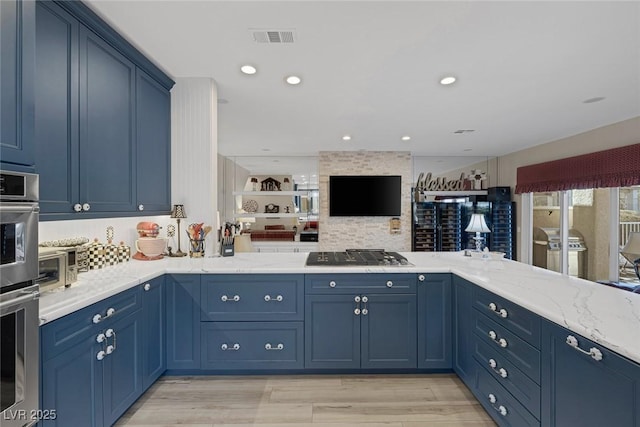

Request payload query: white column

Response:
[171,78,218,256]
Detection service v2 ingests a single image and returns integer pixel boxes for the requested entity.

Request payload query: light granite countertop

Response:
[38,251,640,365]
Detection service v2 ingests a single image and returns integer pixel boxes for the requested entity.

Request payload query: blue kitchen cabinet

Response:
[78,25,136,213]
[0,0,35,169]
[361,293,417,369]
[417,273,452,369]
[41,286,144,427]
[34,1,173,219]
[141,276,166,390]
[305,274,417,370]
[542,319,640,427]
[304,294,361,369]
[166,274,202,370]
[135,69,171,214]
[34,0,79,214]
[452,275,476,384]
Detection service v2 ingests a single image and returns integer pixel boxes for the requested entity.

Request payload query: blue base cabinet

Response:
[417,273,452,369]
[542,319,640,427]
[304,274,417,370]
[141,276,166,390]
[40,286,144,427]
[453,276,476,383]
[1,0,35,170]
[166,274,201,370]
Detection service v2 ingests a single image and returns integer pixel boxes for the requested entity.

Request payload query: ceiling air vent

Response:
[251,29,296,44]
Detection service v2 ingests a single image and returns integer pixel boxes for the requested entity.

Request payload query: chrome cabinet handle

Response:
[354,308,361,315]
[362,296,368,303]
[418,274,425,282]
[96,333,106,344]
[92,307,116,324]
[264,294,283,302]
[144,283,151,291]
[105,328,116,352]
[362,308,368,315]
[329,280,336,288]
[265,343,284,351]
[82,203,91,211]
[386,280,393,288]
[488,302,508,318]
[488,330,508,348]
[487,394,508,417]
[221,343,240,351]
[221,295,240,302]
[96,350,106,361]
[566,335,603,361]
[488,358,508,378]
[138,204,144,211]
[74,203,83,212]
[354,296,361,303]
[361,295,368,315]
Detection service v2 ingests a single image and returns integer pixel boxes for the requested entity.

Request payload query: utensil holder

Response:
[221,241,235,257]
[189,239,205,258]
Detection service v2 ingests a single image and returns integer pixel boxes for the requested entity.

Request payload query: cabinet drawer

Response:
[201,274,303,321]
[473,337,540,419]
[41,286,142,360]
[474,367,540,427]
[473,286,540,348]
[473,309,540,384]
[305,274,416,294]
[201,322,303,370]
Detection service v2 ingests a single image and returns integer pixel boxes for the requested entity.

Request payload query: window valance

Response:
[515,143,640,194]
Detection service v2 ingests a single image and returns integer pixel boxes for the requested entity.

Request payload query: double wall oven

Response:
[1,170,40,427]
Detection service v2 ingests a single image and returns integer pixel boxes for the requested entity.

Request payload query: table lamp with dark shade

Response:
[170,204,187,257]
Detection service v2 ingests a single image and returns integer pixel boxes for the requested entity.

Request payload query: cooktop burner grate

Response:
[305,250,410,266]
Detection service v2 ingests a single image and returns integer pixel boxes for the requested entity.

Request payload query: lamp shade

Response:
[465,213,491,233]
[171,204,187,219]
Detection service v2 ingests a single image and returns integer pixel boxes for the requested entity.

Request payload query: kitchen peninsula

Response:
[38,251,640,427]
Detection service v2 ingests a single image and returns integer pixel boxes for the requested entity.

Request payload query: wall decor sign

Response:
[415,172,466,191]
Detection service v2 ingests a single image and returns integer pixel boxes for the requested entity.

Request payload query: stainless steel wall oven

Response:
[1,170,40,427]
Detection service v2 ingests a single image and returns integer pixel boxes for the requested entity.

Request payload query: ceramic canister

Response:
[104,239,119,266]
[88,239,105,269]
[117,241,131,262]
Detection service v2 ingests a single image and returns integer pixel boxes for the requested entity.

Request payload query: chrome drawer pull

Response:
[329,280,337,288]
[487,394,508,417]
[488,302,508,318]
[386,280,393,288]
[488,358,508,378]
[265,343,284,351]
[488,330,508,348]
[566,335,603,361]
[264,294,283,302]
[221,295,241,302]
[221,343,240,351]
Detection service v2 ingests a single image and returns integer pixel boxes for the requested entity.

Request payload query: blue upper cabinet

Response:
[33,0,174,219]
[35,1,79,213]
[136,69,171,213]
[542,319,640,427]
[79,25,136,213]
[1,0,35,170]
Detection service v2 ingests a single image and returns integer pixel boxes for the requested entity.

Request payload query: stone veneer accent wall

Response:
[319,151,412,251]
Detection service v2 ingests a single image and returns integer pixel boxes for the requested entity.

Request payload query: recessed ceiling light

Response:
[440,76,457,85]
[583,96,606,104]
[285,75,302,85]
[240,65,257,75]
[401,135,411,141]
[342,135,352,141]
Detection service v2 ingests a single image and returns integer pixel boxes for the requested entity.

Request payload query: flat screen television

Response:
[329,175,401,216]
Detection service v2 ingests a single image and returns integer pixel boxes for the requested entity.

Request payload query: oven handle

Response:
[0,203,39,213]
[0,290,40,312]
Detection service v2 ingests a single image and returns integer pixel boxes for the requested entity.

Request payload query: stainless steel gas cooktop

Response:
[305,249,410,266]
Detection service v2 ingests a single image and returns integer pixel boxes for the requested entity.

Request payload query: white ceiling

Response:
[86,0,640,162]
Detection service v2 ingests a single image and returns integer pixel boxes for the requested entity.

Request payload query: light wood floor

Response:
[115,374,497,427]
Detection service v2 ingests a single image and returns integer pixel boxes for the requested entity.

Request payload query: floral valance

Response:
[515,143,640,194]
